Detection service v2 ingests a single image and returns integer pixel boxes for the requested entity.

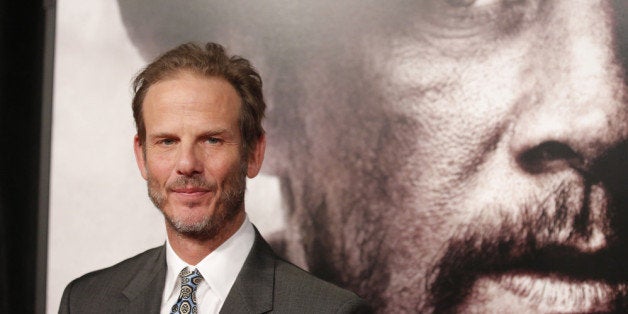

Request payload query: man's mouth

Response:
[451,246,628,313]
[171,187,210,194]
[428,228,628,313]
[470,272,625,313]
[170,187,212,201]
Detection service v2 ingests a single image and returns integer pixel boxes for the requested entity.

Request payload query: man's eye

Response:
[206,137,221,144]
[159,139,176,145]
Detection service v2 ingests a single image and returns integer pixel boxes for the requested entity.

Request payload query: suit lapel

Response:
[120,245,167,313]
[220,230,275,313]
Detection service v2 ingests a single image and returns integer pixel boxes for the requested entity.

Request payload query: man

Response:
[59,43,370,313]
[116,1,628,312]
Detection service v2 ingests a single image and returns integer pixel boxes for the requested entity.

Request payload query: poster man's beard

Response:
[426,181,627,313]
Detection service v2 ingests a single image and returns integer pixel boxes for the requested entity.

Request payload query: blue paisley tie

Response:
[170,267,203,314]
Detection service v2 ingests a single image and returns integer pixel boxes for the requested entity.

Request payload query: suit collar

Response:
[220,229,275,313]
[163,217,256,304]
[113,231,276,313]
[121,244,167,313]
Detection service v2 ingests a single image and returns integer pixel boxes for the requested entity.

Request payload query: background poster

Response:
[50,1,628,313]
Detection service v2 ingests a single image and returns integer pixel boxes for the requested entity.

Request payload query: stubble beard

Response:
[424,181,627,313]
[147,160,248,241]
[308,178,626,313]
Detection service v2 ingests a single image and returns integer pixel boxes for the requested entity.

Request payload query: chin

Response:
[169,211,211,229]
[163,204,215,234]
[168,215,218,238]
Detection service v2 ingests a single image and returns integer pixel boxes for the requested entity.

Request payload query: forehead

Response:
[142,72,242,130]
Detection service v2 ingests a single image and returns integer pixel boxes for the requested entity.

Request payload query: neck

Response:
[166,211,246,265]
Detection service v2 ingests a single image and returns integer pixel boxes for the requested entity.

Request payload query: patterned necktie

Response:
[170,267,204,314]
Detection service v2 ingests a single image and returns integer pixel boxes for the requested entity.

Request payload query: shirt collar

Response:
[163,216,256,303]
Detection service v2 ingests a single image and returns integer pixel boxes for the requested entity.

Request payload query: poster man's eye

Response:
[444,0,476,7]
[443,0,499,8]
[419,0,533,45]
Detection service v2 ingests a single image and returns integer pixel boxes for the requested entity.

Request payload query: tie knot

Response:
[170,268,203,314]
[179,267,203,287]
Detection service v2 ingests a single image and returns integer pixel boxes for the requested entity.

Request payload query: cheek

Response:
[364,49,531,261]
[145,153,176,182]
[206,152,244,182]
[378,43,524,195]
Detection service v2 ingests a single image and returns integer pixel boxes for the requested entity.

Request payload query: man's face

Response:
[133,71,261,240]
[275,0,628,312]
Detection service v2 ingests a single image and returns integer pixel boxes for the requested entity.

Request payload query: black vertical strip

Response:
[37,1,55,313]
[0,1,49,313]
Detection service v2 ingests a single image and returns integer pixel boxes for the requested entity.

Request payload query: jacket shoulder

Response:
[69,246,163,290]
[58,246,165,313]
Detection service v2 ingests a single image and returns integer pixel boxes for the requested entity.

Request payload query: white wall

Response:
[47,1,284,312]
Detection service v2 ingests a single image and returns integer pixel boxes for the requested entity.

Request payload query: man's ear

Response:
[133,135,148,180]
[246,134,266,178]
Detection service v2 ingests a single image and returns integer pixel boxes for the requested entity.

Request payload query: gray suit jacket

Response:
[59,231,371,313]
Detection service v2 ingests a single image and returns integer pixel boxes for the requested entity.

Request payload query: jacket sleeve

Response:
[58,280,74,314]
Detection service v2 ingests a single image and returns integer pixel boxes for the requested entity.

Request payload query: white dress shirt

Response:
[160,216,255,314]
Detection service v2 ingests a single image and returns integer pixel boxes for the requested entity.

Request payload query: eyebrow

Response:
[147,132,177,140]
[148,129,233,139]
[199,129,232,138]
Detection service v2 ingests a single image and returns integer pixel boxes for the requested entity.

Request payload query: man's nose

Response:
[176,143,204,176]
[509,1,628,176]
